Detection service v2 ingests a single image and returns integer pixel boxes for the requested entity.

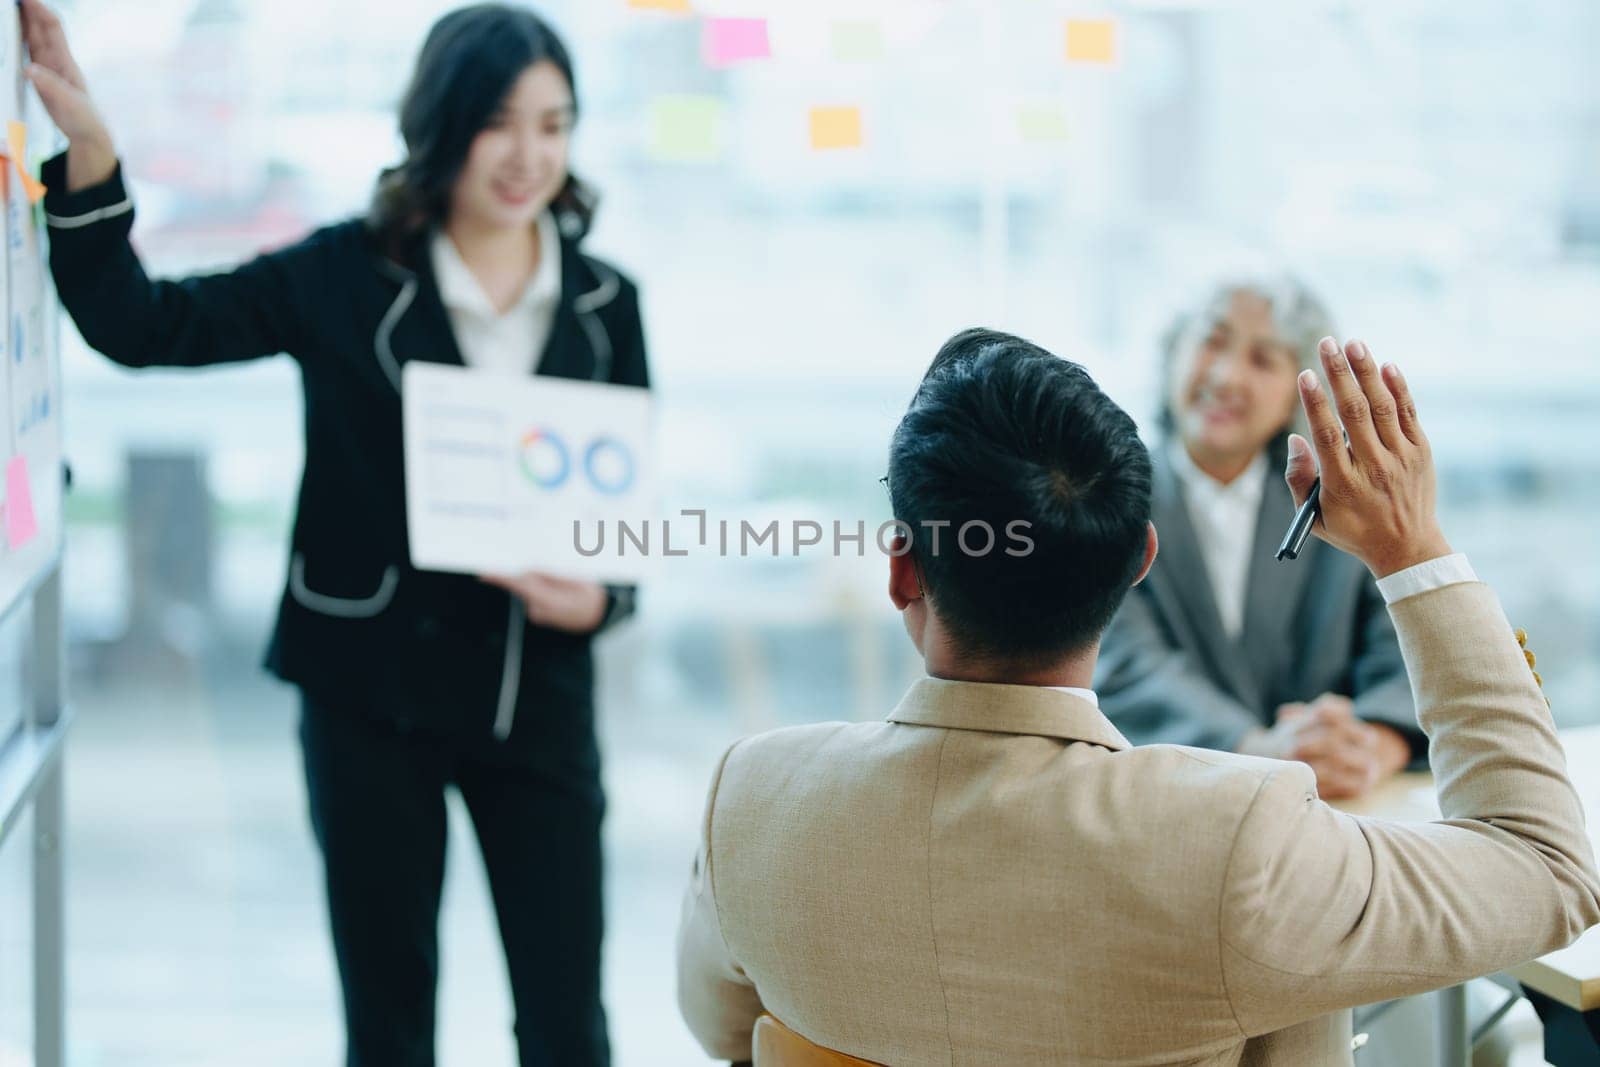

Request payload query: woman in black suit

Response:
[23,2,644,1063]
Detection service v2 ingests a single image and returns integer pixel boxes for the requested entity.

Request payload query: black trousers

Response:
[298,694,610,1067]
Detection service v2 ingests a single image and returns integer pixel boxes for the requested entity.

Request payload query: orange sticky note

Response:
[628,0,691,12]
[6,122,47,204]
[1065,19,1117,64]
[809,106,863,151]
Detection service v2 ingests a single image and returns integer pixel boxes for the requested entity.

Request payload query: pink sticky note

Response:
[6,456,37,549]
[705,18,771,67]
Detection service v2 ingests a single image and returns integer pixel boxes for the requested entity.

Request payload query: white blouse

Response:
[429,212,561,377]
[1169,441,1268,640]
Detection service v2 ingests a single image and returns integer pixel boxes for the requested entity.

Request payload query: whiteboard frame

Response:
[0,557,65,1067]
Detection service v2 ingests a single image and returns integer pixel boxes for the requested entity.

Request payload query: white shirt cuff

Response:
[1375,553,1477,605]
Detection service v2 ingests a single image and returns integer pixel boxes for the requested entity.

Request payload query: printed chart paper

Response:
[403,362,656,584]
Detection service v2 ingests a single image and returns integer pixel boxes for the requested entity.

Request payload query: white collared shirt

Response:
[920,681,1098,706]
[1169,441,1269,639]
[429,212,561,377]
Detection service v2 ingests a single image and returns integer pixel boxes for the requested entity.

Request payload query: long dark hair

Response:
[368,4,596,264]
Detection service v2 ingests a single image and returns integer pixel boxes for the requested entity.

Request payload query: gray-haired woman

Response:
[1095,278,1424,799]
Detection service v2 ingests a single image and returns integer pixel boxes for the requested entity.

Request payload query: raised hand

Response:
[1283,337,1452,578]
[19,0,116,190]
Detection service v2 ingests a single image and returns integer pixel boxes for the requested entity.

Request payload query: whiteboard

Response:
[0,0,64,627]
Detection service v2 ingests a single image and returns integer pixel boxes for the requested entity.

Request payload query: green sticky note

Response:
[1016,103,1069,143]
[831,20,884,62]
[649,95,724,163]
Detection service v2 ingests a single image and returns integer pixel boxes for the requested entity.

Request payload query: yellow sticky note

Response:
[809,106,863,151]
[831,20,885,62]
[1065,19,1117,64]
[5,122,47,204]
[1016,103,1068,143]
[649,95,723,163]
[628,0,691,12]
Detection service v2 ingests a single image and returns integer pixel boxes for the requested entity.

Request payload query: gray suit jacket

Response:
[1095,448,1424,758]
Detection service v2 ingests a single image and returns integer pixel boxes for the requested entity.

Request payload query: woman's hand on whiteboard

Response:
[480,572,608,635]
[19,0,116,190]
[19,0,87,96]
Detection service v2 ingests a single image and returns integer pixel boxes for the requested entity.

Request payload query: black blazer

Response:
[1094,445,1426,761]
[42,153,650,749]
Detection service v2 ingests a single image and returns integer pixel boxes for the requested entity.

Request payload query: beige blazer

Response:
[677,582,1600,1065]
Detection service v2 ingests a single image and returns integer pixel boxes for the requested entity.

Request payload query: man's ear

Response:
[888,542,923,609]
[1130,522,1159,587]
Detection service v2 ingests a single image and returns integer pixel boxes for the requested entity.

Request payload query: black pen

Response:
[1275,478,1320,562]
